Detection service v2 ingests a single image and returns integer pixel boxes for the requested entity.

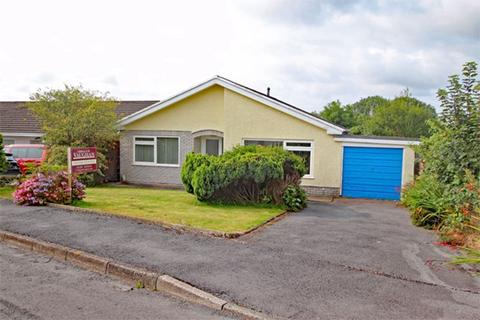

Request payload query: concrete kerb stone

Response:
[66,249,110,274]
[2,231,34,250]
[156,275,227,310]
[106,261,158,290]
[0,229,276,320]
[223,303,277,320]
[32,240,68,261]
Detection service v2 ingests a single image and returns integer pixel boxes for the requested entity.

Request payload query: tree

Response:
[360,94,437,137]
[312,100,357,128]
[349,95,389,117]
[419,61,480,183]
[0,134,7,173]
[28,85,118,179]
[312,93,435,138]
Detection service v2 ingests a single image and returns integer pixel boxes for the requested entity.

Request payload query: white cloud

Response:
[0,0,478,111]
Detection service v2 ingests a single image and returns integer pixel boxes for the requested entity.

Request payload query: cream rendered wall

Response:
[124,85,225,132]
[402,147,415,186]
[223,88,343,189]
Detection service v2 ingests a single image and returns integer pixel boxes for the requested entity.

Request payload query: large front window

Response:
[243,139,313,178]
[134,136,179,166]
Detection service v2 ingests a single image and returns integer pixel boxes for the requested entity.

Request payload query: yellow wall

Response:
[223,89,343,188]
[124,85,225,132]
[123,84,415,191]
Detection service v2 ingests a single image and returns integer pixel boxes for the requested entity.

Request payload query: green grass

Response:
[0,186,13,199]
[74,185,284,233]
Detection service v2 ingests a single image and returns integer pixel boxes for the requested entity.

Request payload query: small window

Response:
[244,140,283,147]
[136,137,155,142]
[291,150,311,175]
[284,141,313,177]
[134,137,155,163]
[285,142,311,147]
[157,137,179,165]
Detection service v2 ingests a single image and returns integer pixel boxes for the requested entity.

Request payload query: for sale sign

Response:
[68,147,97,174]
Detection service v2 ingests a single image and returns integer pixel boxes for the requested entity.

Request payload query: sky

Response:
[0,0,479,112]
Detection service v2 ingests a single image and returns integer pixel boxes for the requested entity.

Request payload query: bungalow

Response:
[118,76,419,200]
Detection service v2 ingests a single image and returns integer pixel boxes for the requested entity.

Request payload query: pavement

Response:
[0,244,229,320]
[0,198,479,319]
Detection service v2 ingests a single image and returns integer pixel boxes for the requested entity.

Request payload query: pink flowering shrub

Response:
[13,171,85,205]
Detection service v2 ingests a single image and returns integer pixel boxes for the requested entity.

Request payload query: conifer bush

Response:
[181,145,307,210]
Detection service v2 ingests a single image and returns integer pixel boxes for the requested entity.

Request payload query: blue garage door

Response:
[342,147,403,200]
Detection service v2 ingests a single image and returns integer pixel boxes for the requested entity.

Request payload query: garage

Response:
[342,146,404,200]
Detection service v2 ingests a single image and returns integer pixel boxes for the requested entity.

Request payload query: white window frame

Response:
[200,137,223,156]
[133,136,180,167]
[242,138,314,179]
[284,141,314,179]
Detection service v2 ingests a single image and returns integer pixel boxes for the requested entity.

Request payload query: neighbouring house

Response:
[0,100,158,145]
[0,100,159,181]
[118,76,419,200]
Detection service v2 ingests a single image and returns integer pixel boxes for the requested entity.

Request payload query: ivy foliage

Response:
[181,145,307,210]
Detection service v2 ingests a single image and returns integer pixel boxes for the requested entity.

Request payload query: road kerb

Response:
[66,249,110,274]
[32,240,68,261]
[2,231,33,250]
[0,229,275,319]
[106,261,158,290]
[156,275,227,310]
[223,302,276,320]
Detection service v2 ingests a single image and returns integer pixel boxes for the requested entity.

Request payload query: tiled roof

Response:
[0,100,158,134]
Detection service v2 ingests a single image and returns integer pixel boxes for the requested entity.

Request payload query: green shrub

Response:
[181,153,213,194]
[182,145,307,208]
[402,174,450,228]
[282,185,307,211]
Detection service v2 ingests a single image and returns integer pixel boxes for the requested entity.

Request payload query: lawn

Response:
[74,185,284,233]
[0,186,13,199]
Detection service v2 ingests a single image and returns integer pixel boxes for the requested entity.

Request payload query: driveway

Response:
[0,199,479,319]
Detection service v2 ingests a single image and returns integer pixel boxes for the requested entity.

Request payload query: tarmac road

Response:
[0,244,230,320]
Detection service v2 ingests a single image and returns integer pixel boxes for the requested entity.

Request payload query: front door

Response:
[202,137,222,156]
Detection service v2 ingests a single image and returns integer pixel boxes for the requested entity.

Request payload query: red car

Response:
[4,144,48,174]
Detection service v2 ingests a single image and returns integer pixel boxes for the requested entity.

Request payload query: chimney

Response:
[267,87,271,96]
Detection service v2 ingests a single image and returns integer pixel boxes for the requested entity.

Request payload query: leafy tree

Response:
[312,93,435,138]
[0,134,7,173]
[360,93,437,137]
[419,61,480,183]
[28,85,118,180]
[349,95,389,117]
[312,100,357,128]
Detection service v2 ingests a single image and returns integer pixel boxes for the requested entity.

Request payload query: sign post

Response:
[67,147,97,204]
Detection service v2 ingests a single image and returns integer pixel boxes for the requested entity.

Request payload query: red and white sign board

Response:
[68,147,97,174]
